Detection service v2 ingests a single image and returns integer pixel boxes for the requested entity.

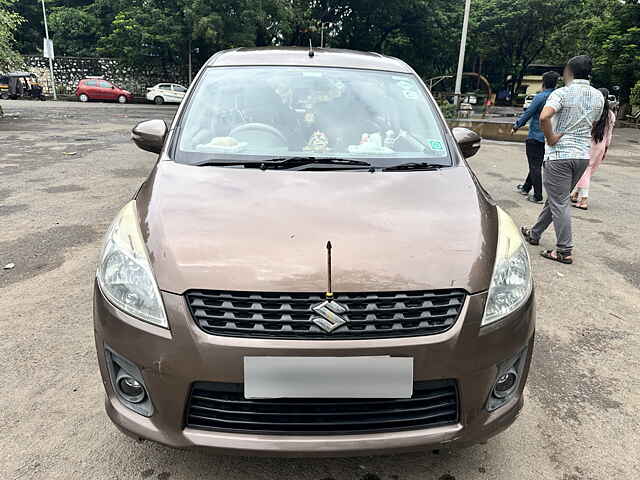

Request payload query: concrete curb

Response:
[448,119,528,142]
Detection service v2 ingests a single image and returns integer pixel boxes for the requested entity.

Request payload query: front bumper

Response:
[94,283,535,456]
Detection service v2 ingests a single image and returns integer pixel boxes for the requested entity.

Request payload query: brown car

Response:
[94,47,535,456]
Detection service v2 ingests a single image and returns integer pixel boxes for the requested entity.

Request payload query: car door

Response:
[168,84,179,102]
[98,80,115,100]
[172,84,187,103]
[157,84,172,102]
[92,80,106,99]
[81,80,96,98]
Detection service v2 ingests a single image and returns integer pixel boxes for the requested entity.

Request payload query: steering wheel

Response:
[229,123,288,148]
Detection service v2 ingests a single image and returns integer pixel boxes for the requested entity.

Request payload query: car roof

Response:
[6,72,35,77]
[206,47,414,74]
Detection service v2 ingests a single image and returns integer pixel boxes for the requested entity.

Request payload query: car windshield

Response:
[175,66,451,167]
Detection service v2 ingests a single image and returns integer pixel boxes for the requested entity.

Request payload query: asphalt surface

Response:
[1,100,639,480]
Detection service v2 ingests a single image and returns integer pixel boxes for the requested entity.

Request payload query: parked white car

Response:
[146,83,187,105]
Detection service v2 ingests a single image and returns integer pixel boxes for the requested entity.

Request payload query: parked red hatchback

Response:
[76,78,133,103]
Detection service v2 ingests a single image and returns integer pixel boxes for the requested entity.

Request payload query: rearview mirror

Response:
[132,119,168,154]
[452,127,481,159]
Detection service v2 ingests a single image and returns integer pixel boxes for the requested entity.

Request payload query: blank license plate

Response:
[244,356,413,399]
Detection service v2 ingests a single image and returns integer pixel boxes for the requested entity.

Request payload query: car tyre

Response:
[79,93,89,102]
[118,95,127,104]
[154,96,164,105]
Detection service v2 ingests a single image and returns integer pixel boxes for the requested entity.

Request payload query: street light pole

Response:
[454,0,471,106]
[41,0,57,100]
[188,37,192,85]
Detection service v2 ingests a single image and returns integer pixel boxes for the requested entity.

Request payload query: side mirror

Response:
[132,119,167,154]
[452,127,482,159]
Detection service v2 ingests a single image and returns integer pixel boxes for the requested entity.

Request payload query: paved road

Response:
[1,100,639,480]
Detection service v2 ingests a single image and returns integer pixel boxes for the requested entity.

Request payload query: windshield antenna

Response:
[308,39,315,58]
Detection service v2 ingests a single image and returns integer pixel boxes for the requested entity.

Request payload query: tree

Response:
[541,0,640,102]
[589,0,640,102]
[326,0,464,77]
[49,6,100,56]
[469,0,573,96]
[631,80,640,108]
[11,0,41,54]
[0,0,23,71]
[6,0,639,98]
[97,0,186,66]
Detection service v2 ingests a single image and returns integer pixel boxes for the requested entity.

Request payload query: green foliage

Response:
[6,0,640,103]
[97,1,185,65]
[0,0,23,71]
[543,0,640,102]
[49,6,100,57]
[589,1,640,102]
[631,81,640,108]
[332,0,464,76]
[10,0,40,54]
[436,98,457,119]
[469,0,573,96]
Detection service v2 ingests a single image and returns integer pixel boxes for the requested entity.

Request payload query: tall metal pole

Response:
[188,38,192,85]
[41,0,57,100]
[454,0,471,106]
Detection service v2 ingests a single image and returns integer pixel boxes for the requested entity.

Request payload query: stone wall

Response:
[23,56,188,97]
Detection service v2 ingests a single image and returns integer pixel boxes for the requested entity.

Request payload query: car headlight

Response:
[96,201,168,328]
[482,206,533,326]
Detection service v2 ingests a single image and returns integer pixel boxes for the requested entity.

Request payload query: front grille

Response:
[186,289,466,339]
[185,380,458,435]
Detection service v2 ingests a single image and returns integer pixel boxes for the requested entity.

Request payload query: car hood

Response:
[136,161,498,294]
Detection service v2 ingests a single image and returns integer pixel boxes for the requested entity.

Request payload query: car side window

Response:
[173,85,187,93]
[159,84,171,91]
[85,80,97,87]
[99,81,112,88]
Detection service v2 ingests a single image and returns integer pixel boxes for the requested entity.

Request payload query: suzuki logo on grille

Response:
[311,300,349,333]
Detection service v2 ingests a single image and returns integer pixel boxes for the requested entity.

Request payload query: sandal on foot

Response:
[540,249,573,264]
[520,226,539,245]
[572,203,588,211]
[570,194,578,204]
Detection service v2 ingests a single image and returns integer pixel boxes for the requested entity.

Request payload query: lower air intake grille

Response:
[186,289,466,339]
[185,380,459,435]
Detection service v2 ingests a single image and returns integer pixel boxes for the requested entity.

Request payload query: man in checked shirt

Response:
[521,56,604,265]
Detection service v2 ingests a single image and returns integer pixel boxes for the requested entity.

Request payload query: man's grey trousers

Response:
[530,158,589,253]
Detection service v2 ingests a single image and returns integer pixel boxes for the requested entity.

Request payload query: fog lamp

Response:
[117,374,146,403]
[106,348,154,416]
[486,348,528,412]
[493,370,518,398]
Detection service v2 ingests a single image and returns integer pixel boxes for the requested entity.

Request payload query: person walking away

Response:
[520,56,604,264]
[513,71,560,204]
[571,88,616,210]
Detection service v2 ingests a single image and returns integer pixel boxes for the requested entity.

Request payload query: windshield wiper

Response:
[193,157,373,170]
[383,162,445,172]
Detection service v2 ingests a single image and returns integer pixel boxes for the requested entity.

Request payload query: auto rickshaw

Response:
[0,72,46,100]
